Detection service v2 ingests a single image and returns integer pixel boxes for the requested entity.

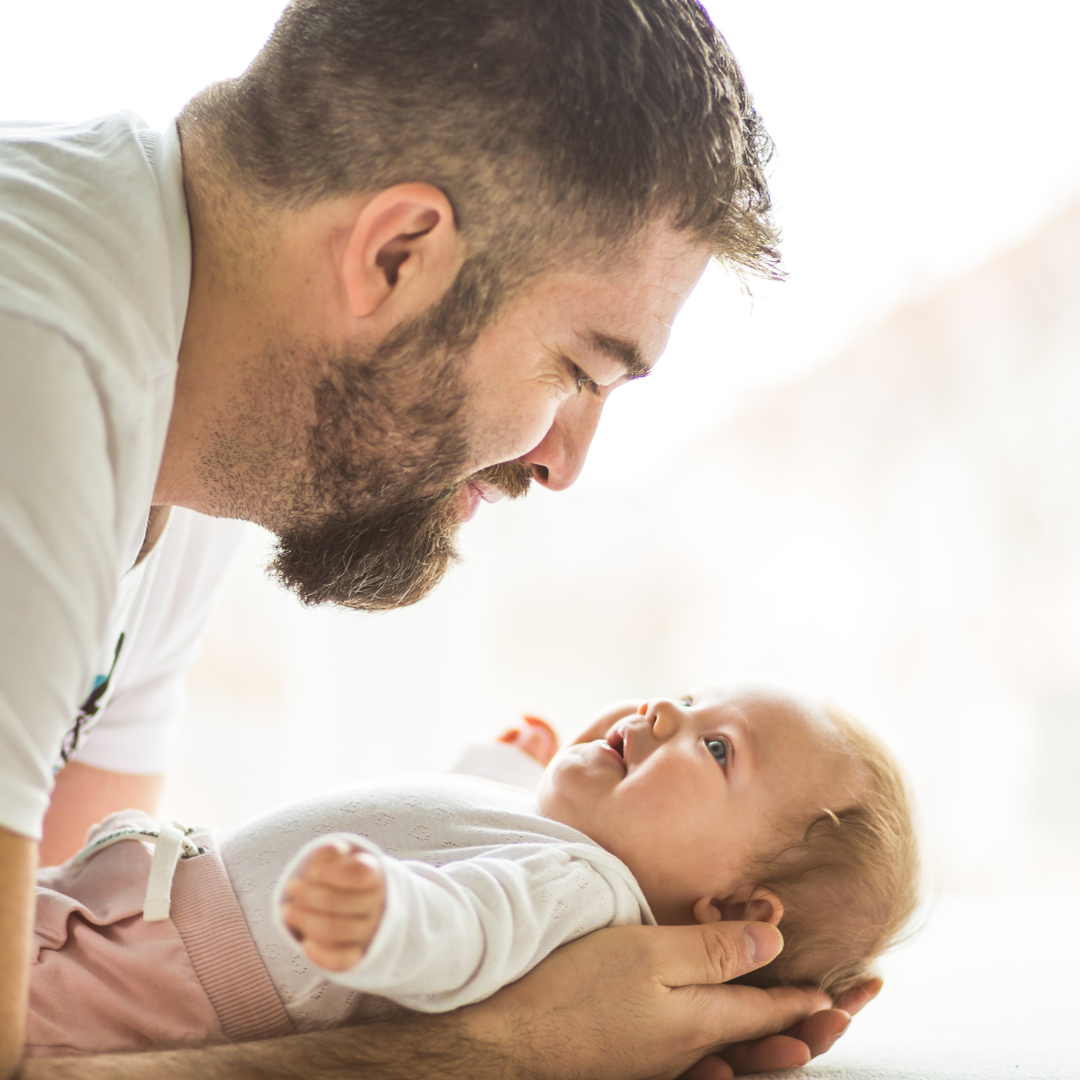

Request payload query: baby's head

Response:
[537,681,919,997]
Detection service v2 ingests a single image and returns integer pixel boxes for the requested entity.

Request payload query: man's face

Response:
[458,223,711,503]
[269,223,710,610]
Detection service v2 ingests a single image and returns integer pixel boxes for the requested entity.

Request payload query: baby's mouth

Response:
[606,726,626,759]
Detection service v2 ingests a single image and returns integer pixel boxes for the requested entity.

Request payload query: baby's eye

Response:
[678,695,693,707]
[706,738,728,767]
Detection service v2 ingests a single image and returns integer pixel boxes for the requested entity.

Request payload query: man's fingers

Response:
[723,1001,855,1075]
[687,982,832,1048]
[680,1053,735,1080]
[778,1007,851,1059]
[721,1034,812,1076]
[658,922,782,988]
[834,977,882,1018]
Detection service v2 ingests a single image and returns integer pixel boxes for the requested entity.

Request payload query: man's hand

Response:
[696,978,882,1077]
[281,841,386,972]
[464,920,830,1080]
[0,826,35,1079]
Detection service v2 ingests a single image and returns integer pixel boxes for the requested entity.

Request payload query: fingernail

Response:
[828,1017,851,1048]
[744,923,782,964]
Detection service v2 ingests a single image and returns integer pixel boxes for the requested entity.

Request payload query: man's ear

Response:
[693,886,784,927]
[340,183,462,322]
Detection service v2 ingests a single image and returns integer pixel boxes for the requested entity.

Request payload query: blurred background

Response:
[5,0,1080,1065]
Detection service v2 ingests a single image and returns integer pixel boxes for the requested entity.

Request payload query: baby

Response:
[26,681,919,1056]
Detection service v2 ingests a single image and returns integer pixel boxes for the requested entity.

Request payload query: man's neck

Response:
[133,505,172,568]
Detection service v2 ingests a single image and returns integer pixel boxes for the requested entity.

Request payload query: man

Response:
[0,0,873,1075]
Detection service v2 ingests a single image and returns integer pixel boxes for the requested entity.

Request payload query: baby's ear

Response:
[694,887,784,927]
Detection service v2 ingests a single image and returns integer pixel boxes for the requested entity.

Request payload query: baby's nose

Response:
[643,699,681,740]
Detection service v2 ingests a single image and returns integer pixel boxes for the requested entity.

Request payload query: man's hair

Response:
[741,707,921,999]
[179,0,779,287]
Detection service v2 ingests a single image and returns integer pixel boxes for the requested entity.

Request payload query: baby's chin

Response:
[535,746,599,831]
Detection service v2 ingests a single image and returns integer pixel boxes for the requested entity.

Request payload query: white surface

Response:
[766,893,1080,1078]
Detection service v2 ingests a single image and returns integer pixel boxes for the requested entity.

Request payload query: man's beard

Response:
[271,456,530,611]
[263,262,532,612]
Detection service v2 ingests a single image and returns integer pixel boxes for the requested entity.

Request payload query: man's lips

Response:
[461,480,508,522]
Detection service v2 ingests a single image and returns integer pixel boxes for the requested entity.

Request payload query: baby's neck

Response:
[538,800,695,927]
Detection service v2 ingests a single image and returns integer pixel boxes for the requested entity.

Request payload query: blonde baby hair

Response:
[739,704,920,999]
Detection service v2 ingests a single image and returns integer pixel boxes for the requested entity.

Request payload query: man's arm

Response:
[38,763,163,867]
[19,921,829,1080]
[0,828,35,1080]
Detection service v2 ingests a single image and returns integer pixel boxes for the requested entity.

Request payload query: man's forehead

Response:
[563,231,710,364]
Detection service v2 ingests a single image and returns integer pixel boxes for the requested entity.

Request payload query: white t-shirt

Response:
[220,772,655,1031]
[0,114,245,839]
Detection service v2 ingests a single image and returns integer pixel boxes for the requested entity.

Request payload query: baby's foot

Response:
[280,841,385,972]
[497,714,560,765]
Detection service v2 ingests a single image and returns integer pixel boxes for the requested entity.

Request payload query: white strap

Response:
[143,820,186,922]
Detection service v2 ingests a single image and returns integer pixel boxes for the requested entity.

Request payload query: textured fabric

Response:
[26,810,293,1057]
[222,773,654,1030]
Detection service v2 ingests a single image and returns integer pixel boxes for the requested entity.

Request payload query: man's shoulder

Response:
[0,112,191,385]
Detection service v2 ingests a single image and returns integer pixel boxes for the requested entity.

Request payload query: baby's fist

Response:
[280,840,385,972]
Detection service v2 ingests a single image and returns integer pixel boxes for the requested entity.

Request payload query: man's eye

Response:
[706,738,728,767]
[570,363,601,396]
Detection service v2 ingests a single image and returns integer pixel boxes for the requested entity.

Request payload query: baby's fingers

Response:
[284,876,383,914]
[301,938,367,972]
[283,905,377,948]
[302,846,383,890]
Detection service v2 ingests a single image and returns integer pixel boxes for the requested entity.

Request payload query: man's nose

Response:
[524,393,605,491]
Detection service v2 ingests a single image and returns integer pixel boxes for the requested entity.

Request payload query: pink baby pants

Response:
[26,811,295,1057]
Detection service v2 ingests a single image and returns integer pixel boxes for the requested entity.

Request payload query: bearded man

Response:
[0,1,875,1077]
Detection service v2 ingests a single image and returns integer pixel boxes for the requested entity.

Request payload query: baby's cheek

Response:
[535,757,593,832]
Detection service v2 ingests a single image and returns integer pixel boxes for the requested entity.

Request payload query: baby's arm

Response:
[280,839,385,972]
[274,831,647,1012]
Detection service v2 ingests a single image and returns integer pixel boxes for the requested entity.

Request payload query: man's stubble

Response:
[198,269,532,612]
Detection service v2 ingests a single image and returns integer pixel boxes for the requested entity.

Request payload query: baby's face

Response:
[537,681,857,924]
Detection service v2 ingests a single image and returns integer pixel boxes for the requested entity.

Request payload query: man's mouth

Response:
[460,480,507,521]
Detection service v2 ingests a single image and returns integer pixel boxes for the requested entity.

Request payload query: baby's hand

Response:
[497,714,560,765]
[280,841,385,972]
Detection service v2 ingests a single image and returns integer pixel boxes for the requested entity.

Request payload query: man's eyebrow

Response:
[585,331,651,380]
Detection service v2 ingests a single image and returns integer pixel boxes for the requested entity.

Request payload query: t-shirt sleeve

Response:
[272,831,645,1013]
[0,313,121,838]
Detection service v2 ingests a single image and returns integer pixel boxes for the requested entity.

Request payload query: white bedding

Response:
[756,893,1078,1079]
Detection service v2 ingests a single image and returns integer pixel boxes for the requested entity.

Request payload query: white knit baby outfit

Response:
[219,771,654,1031]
